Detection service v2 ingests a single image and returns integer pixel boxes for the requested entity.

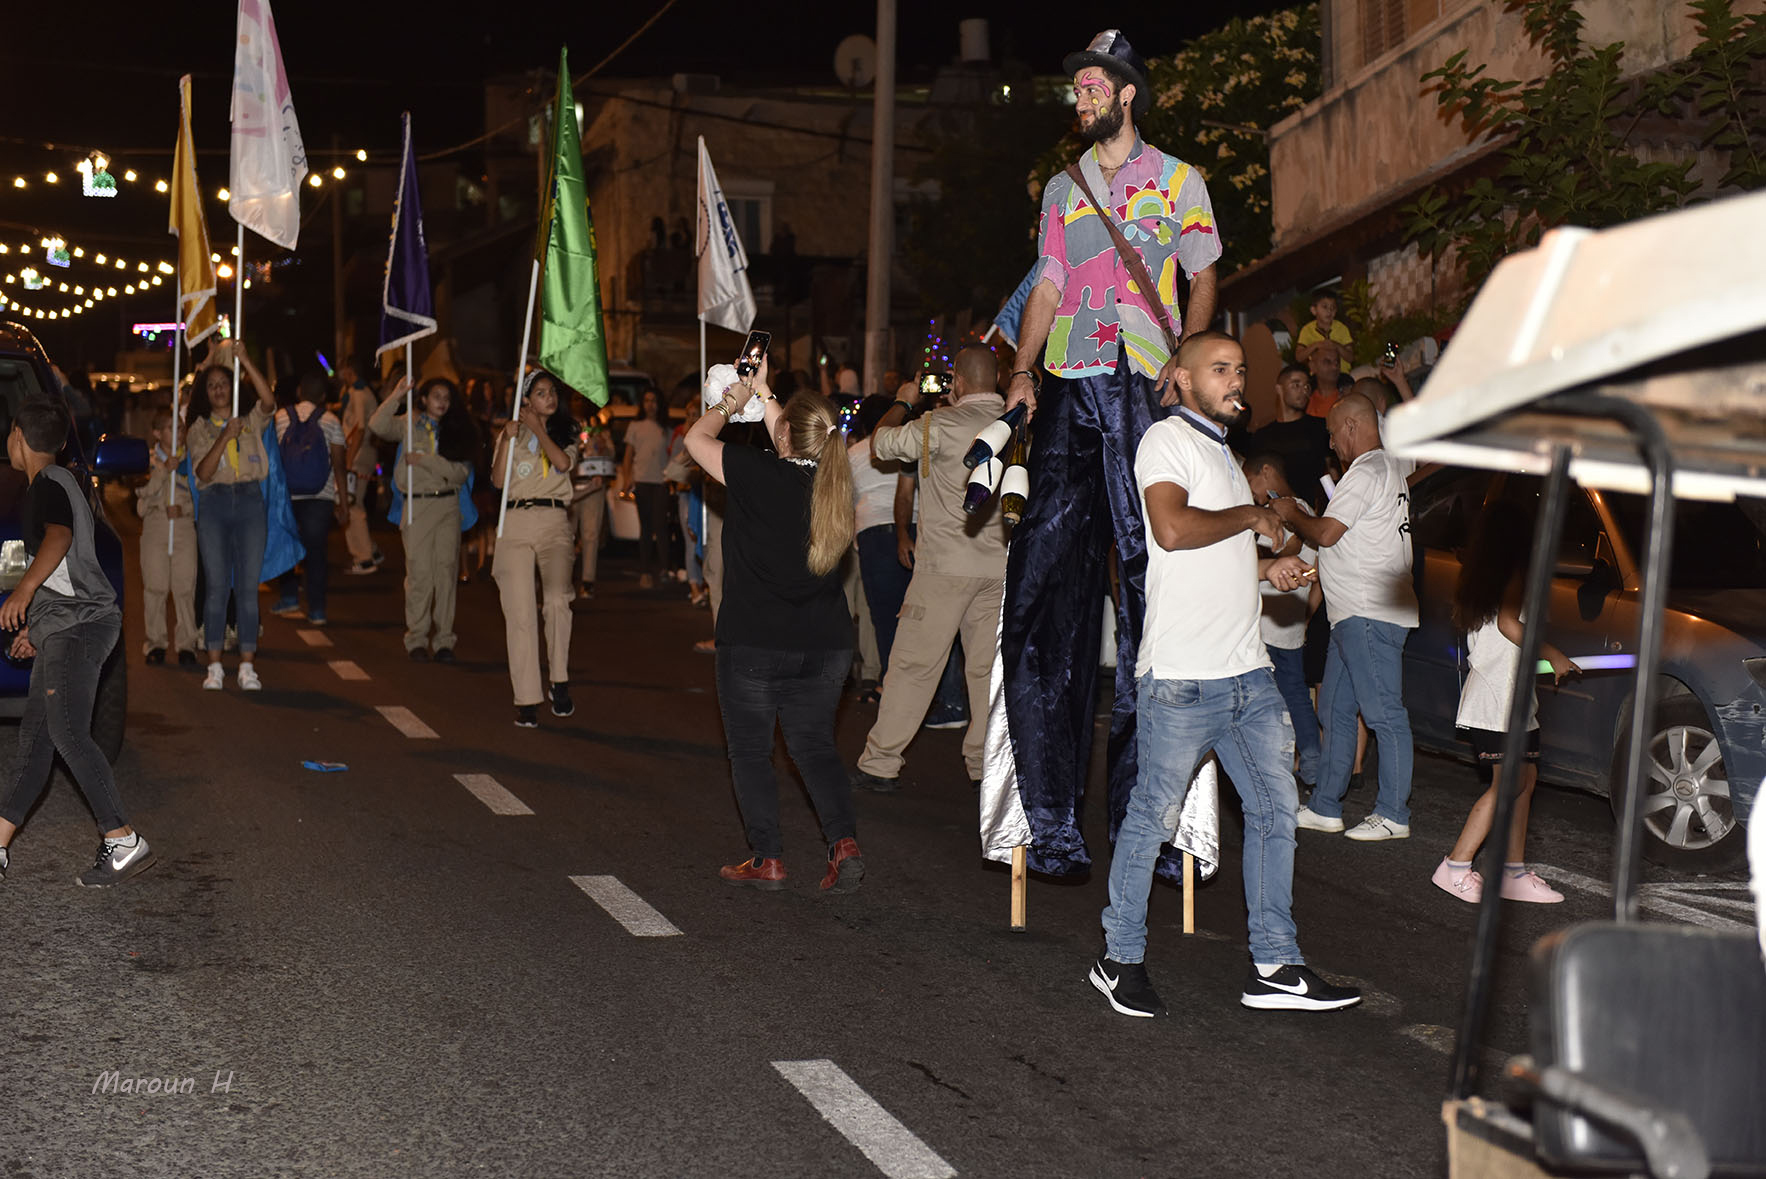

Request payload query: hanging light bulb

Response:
[217,187,231,201]
[155,179,169,193]
[355,149,367,162]
[307,174,322,188]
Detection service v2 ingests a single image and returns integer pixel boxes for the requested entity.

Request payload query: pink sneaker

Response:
[1431,858,1483,903]
[1500,868,1564,903]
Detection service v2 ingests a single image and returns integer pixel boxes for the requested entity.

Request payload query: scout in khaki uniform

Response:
[137,408,199,666]
[371,376,476,662]
[491,370,578,728]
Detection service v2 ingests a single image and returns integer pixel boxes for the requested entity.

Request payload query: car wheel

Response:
[1609,694,1744,871]
[92,641,126,764]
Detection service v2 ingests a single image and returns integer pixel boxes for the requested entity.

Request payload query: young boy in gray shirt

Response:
[0,399,155,886]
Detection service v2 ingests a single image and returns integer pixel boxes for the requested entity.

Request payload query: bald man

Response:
[853,347,1012,790]
[1273,393,1418,842]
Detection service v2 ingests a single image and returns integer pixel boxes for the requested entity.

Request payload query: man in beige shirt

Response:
[854,346,1011,790]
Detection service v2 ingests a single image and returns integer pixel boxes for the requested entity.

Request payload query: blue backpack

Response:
[280,407,331,496]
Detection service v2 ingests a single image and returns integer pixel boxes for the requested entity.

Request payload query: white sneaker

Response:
[1295,806,1345,833]
[1345,814,1411,841]
[202,663,225,691]
[236,662,262,691]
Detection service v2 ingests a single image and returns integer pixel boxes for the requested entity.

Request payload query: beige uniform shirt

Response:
[186,403,273,487]
[871,393,1011,579]
[502,424,576,502]
[369,398,470,496]
[137,459,194,517]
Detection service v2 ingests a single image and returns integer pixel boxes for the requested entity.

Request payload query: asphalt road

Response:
[1,493,1754,1178]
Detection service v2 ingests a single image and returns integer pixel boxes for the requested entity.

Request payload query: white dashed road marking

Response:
[568,875,682,937]
[772,1059,956,1179]
[296,629,333,647]
[328,660,370,681]
[455,773,533,816]
[1531,864,1754,933]
[375,705,439,739]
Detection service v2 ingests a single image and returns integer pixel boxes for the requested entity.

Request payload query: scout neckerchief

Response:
[210,413,239,473]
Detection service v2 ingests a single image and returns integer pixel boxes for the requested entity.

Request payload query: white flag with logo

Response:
[229,0,307,249]
[695,137,756,335]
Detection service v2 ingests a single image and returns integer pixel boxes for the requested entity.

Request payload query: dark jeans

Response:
[0,617,127,833]
[197,481,267,652]
[1268,643,1321,785]
[715,644,857,859]
[633,482,670,579]
[278,497,334,618]
[855,524,911,675]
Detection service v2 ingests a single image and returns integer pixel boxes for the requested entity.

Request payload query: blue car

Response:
[1405,466,1766,871]
[0,322,149,760]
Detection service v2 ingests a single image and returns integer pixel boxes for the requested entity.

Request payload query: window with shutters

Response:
[1360,0,1408,64]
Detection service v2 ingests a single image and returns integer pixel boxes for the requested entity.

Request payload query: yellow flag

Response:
[170,75,219,349]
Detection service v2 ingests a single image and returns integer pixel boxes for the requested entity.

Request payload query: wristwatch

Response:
[1012,369,1042,391]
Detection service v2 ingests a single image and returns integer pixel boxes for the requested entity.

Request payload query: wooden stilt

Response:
[1182,851,1195,934]
[1010,845,1027,931]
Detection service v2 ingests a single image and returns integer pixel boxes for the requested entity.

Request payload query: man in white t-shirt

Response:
[1274,392,1418,842]
[1092,331,1361,1019]
[338,366,384,575]
[271,372,349,625]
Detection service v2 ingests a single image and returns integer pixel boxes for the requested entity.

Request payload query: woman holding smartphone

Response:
[682,357,864,893]
[186,340,276,691]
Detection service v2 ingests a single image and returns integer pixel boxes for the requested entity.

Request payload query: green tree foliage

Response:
[1406,0,1766,294]
[1029,6,1322,273]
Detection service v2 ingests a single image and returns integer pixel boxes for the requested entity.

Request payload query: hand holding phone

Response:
[736,330,771,378]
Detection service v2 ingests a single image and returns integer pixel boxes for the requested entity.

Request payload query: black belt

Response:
[508,498,566,511]
[410,489,454,498]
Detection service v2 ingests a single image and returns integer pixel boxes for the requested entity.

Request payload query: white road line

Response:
[1532,864,1754,933]
[568,875,682,937]
[455,773,534,816]
[772,1059,956,1179]
[375,705,439,740]
[328,660,370,681]
[296,629,333,647]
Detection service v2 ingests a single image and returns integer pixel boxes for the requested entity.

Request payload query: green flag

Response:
[538,47,609,406]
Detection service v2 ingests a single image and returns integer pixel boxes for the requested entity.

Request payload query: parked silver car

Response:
[1404,467,1765,871]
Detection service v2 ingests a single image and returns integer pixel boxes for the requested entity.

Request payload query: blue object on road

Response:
[302,761,349,773]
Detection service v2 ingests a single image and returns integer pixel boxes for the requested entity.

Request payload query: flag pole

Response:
[232,224,244,416]
[404,341,414,531]
[168,271,183,557]
[496,258,542,537]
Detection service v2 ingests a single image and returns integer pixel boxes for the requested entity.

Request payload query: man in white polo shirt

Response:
[1274,392,1418,842]
[1090,331,1361,1019]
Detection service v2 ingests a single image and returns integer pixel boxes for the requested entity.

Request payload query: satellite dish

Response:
[834,35,877,89]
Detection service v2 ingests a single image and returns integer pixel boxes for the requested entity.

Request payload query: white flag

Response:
[229,0,307,249]
[695,137,756,335]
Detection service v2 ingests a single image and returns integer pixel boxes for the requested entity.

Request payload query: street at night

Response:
[0,504,1751,1177]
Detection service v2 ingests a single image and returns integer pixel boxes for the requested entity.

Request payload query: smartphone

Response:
[920,372,951,397]
[735,330,771,377]
[1380,342,1399,365]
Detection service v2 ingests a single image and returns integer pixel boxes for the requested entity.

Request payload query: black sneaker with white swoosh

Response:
[76,835,157,888]
[1240,964,1362,1011]
[1088,954,1169,1018]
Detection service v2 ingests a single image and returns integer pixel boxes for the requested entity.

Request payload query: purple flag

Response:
[376,112,436,357]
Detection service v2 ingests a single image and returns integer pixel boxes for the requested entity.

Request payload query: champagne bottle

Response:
[963,455,1005,515]
[962,403,1027,470]
[998,420,1030,526]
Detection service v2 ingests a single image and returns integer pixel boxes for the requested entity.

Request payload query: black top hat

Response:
[1063,30,1151,118]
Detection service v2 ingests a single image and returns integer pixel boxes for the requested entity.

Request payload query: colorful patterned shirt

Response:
[1034,138,1221,380]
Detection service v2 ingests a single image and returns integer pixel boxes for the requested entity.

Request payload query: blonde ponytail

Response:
[784,392,855,576]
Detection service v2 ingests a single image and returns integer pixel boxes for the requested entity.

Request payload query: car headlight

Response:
[1746,656,1766,694]
[0,540,27,592]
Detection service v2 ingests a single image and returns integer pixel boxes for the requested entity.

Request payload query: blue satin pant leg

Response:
[1000,357,1161,875]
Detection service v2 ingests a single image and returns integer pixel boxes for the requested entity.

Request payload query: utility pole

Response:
[331,132,346,367]
[863,0,896,398]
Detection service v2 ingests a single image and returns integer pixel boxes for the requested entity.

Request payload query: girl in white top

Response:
[1434,499,1574,905]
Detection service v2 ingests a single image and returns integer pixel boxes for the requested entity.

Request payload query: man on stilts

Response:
[989,29,1222,875]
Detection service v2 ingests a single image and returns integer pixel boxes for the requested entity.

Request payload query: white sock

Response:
[1254,962,1285,978]
[113,833,140,848]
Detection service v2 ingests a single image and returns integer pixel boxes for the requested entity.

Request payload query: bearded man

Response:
[980,29,1224,879]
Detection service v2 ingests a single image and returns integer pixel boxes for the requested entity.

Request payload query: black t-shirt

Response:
[1246,415,1332,509]
[22,473,74,557]
[715,445,853,651]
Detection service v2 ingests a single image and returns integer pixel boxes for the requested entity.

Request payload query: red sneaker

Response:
[720,857,786,890]
[820,838,864,893]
